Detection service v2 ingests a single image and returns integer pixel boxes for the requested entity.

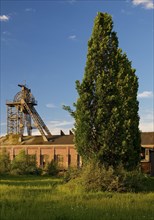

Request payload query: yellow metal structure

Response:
[6,84,52,141]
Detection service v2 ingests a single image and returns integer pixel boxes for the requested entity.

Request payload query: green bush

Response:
[81,162,121,192]
[63,167,81,183]
[82,163,146,192]
[70,162,147,193]
[11,149,38,175]
[43,160,58,176]
[123,169,147,192]
[0,148,11,175]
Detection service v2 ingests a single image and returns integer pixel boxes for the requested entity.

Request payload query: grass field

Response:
[0,175,154,220]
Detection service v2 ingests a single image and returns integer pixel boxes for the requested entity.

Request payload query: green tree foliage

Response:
[11,149,38,175]
[64,12,140,170]
[80,162,146,192]
[43,160,58,176]
[0,148,11,175]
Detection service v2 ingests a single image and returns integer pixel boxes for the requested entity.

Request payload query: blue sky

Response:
[0,0,153,136]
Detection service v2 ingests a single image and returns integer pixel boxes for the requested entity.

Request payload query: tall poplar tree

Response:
[65,12,140,170]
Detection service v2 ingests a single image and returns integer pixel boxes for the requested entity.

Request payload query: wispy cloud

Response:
[139,121,154,131]
[0,15,10,22]
[2,31,12,44]
[0,122,7,136]
[68,0,77,4]
[139,109,154,131]
[2,31,11,35]
[121,9,132,15]
[0,122,7,126]
[25,8,36,12]
[138,91,153,98]
[49,120,74,127]
[132,0,154,9]
[41,120,74,135]
[46,103,57,108]
[68,35,77,40]
[0,119,74,136]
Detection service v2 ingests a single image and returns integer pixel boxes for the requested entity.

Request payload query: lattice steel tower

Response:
[6,84,52,141]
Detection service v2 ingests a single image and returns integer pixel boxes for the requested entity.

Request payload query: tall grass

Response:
[0,176,154,220]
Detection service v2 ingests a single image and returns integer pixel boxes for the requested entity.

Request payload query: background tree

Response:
[64,12,140,170]
[0,148,11,175]
[11,149,38,175]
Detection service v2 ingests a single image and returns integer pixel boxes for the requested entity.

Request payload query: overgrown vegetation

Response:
[0,148,58,176]
[43,160,59,176]
[0,148,11,175]
[10,149,38,175]
[0,176,154,220]
[0,146,149,193]
[64,162,148,193]
[0,147,148,193]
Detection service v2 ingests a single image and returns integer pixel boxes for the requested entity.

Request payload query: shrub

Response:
[81,162,121,192]
[0,148,11,175]
[63,167,81,183]
[11,149,38,175]
[73,162,147,192]
[43,160,58,176]
[122,169,147,192]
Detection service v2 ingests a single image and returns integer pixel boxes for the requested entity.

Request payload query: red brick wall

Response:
[2,144,150,173]
[0,145,78,169]
[41,147,54,164]
[69,147,78,167]
[54,147,68,169]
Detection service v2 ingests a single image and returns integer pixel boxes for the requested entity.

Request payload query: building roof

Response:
[21,135,74,145]
[0,132,154,146]
[141,132,154,145]
[0,134,74,145]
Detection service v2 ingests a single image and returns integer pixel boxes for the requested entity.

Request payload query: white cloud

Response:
[121,9,132,15]
[0,119,74,136]
[47,120,74,134]
[138,91,153,98]
[49,128,72,135]
[132,0,154,9]
[68,35,77,40]
[139,121,154,131]
[0,123,7,136]
[139,117,154,131]
[48,120,74,127]
[68,0,76,4]
[25,8,36,12]
[0,15,10,21]
[2,31,11,35]
[0,122,6,126]
[139,109,154,131]
[46,103,57,108]
[31,120,74,135]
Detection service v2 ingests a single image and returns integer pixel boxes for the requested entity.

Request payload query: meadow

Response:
[0,175,154,220]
